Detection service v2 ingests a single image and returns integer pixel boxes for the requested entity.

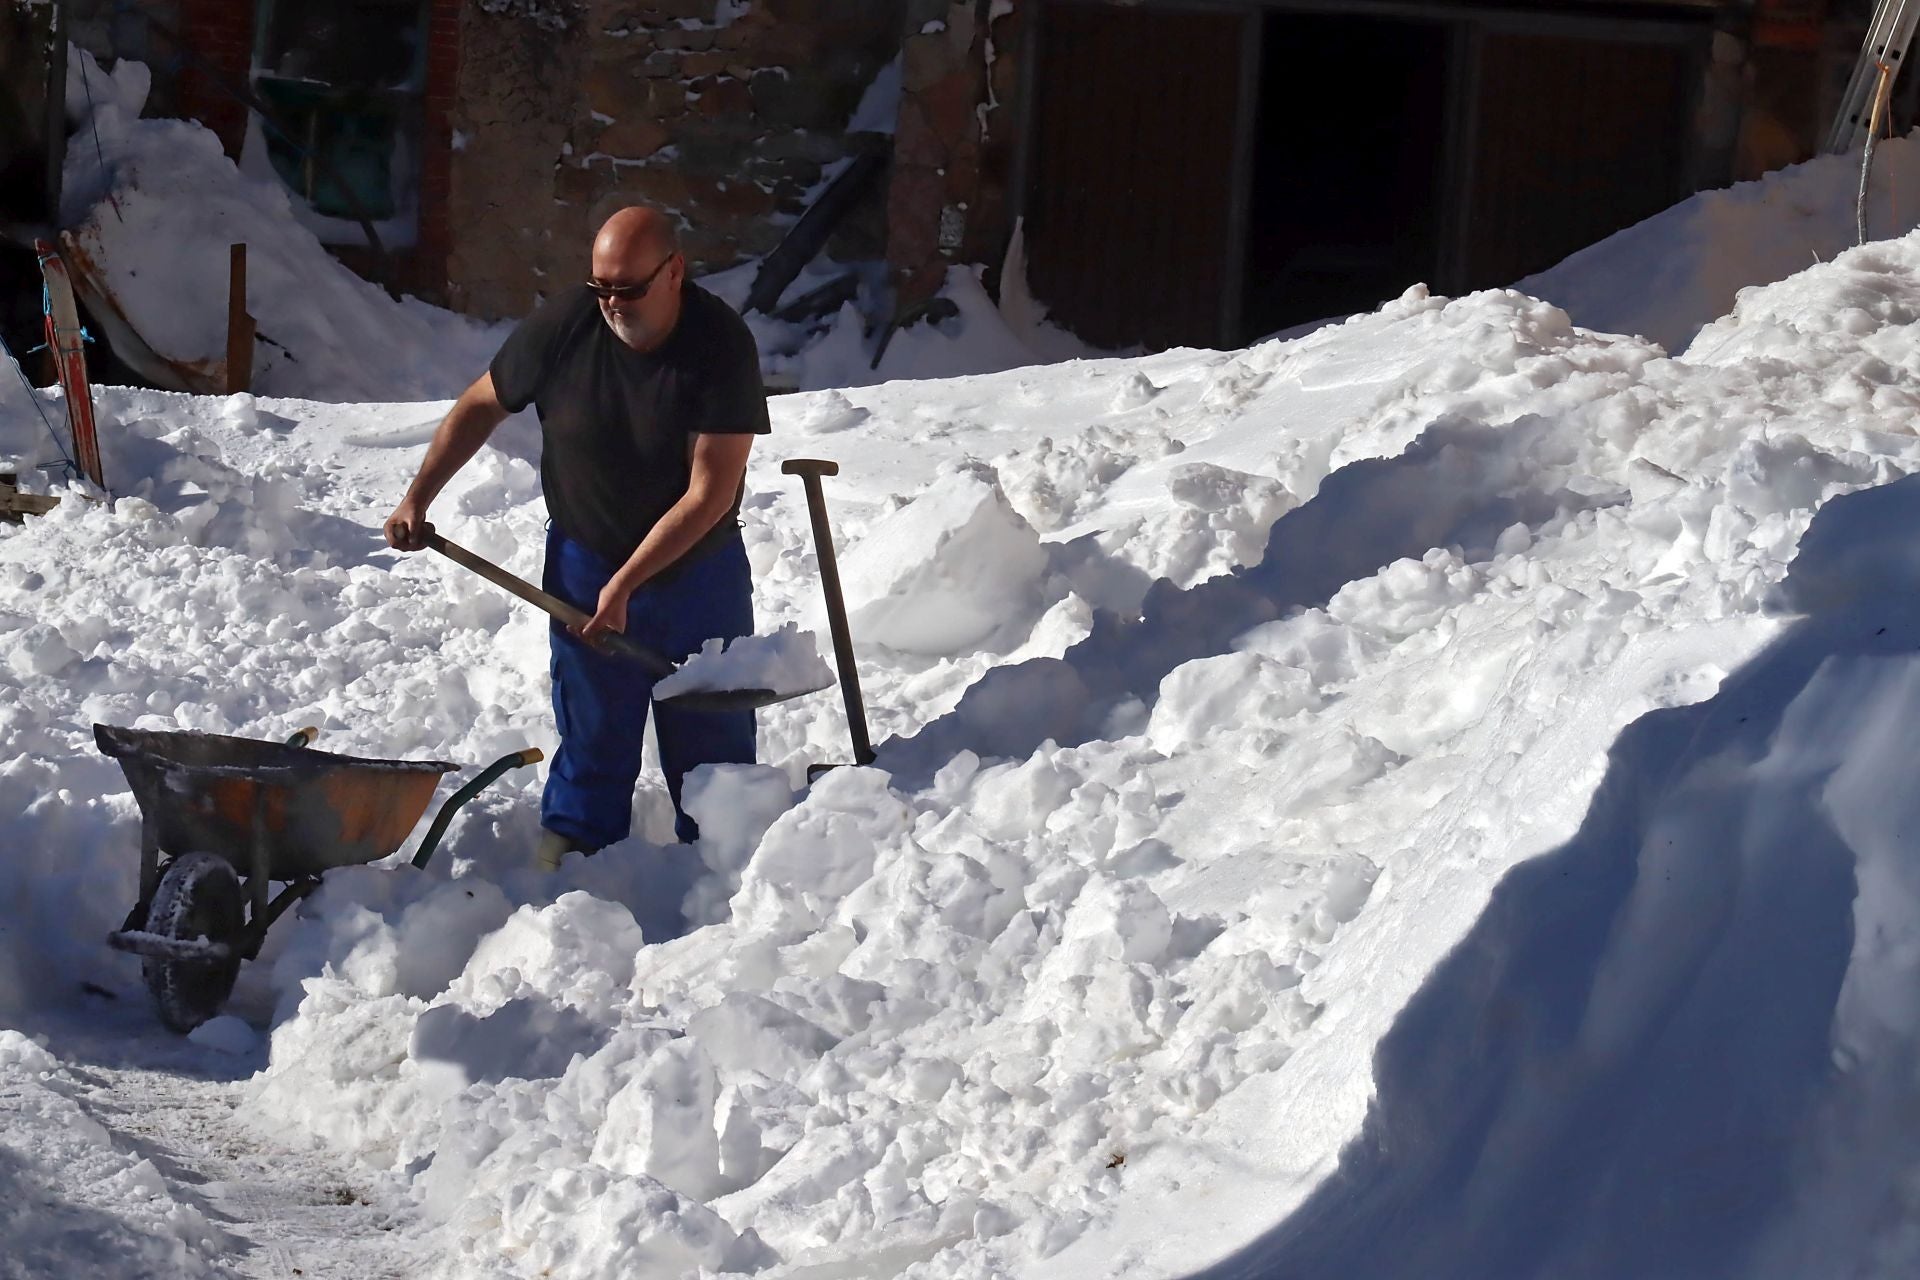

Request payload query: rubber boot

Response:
[535,828,587,872]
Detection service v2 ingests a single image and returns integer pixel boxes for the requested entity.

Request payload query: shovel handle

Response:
[781,458,874,765]
[424,531,677,678]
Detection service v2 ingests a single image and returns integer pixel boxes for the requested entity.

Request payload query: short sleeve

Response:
[692,306,772,436]
[489,287,591,413]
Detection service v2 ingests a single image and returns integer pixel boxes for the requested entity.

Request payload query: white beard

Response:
[602,309,648,349]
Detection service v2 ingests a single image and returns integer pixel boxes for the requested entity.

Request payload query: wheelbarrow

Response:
[97,722,542,1033]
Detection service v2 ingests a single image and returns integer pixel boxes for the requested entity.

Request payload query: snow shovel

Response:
[424,531,812,713]
[782,459,875,767]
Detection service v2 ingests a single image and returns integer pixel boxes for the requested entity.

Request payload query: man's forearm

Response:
[610,493,733,592]
[406,384,508,505]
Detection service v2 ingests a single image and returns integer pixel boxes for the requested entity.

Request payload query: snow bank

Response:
[260,248,1920,1277]
[1521,131,1920,356]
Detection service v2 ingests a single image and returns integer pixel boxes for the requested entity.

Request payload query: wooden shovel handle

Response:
[425,531,676,678]
[780,458,874,765]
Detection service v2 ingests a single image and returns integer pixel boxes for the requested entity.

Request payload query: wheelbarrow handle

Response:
[424,531,676,678]
[411,747,545,870]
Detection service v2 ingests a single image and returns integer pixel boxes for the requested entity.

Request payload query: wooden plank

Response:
[0,475,60,523]
[35,240,105,490]
[1459,28,1695,286]
[1023,1,1246,351]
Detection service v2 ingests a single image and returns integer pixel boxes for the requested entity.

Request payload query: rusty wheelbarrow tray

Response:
[96,723,541,1032]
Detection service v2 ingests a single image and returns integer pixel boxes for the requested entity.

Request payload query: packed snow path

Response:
[2,993,423,1280]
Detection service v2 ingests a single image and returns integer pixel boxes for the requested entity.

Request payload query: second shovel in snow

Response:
[424,531,830,712]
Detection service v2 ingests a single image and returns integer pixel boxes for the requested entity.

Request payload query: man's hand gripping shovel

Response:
[421,530,825,713]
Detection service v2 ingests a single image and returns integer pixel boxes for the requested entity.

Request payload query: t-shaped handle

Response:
[779,457,873,766]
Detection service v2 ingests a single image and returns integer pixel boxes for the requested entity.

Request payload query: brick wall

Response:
[886,0,1024,309]
[418,0,461,299]
[448,0,902,319]
[175,0,252,160]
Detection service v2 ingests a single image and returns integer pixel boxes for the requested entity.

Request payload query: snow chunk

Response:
[1147,651,1320,753]
[837,462,1050,654]
[652,621,833,699]
[682,765,799,927]
[447,892,645,1017]
[590,1039,727,1198]
[0,1029,55,1072]
[689,991,839,1079]
[498,1166,771,1278]
[187,1015,259,1056]
[732,768,915,933]
[11,623,78,678]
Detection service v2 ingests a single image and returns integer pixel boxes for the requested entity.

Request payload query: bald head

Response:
[589,205,686,352]
[593,206,679,273]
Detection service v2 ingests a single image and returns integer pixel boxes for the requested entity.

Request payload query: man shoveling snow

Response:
[384,206,771,864]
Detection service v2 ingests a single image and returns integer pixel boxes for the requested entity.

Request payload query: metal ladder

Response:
[1825,0,1920,153]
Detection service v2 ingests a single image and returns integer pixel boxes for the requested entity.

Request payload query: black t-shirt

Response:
[489,282,770,570]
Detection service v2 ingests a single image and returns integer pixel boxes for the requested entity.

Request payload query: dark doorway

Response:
[1017,1,1715,354]
[1241,12,1451,341]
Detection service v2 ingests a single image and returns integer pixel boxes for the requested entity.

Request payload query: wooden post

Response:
[226,243,254,394]
[35,240,105,490]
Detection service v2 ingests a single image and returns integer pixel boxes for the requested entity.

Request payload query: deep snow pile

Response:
[9,220,1920,1278]
[1520,132,1920,356]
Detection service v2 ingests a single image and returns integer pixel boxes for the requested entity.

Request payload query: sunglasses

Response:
[587,253,677,301]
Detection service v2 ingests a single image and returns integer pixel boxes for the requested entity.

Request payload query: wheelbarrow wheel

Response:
[143,852,244,1033]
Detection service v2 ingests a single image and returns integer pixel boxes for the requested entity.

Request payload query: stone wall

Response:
[886,0,1023,309]
[449,0,903,320]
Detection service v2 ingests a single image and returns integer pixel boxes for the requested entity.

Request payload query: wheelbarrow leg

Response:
[241,877,322,960]
[119,810,164,934]
[137,809,161,906]
[247,793,272,927]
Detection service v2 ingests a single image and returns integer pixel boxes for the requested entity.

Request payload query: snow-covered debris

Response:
[59,48,505,402]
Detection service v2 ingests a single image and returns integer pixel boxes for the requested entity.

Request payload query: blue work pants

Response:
[540,526,757,846]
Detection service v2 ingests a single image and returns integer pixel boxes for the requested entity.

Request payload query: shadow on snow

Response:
[1178,473,1920,1280]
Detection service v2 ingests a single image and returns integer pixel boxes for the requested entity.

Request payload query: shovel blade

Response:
[654,679,833,713]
